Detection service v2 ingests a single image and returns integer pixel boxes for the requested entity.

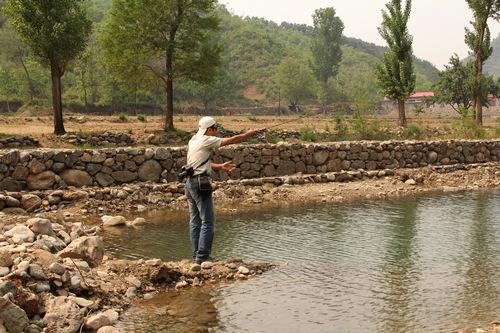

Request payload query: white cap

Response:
[195,116,217,137]
[199,116,217,130]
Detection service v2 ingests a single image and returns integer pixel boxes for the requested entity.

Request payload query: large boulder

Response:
[12,166,29,181]
[111,171,137,183]
[138,160,162,182]
[103,216,126,227]
[0,249,13,268]
[57,236,104,267]
[61,170,93,187]
[0,178,22,192]
[0,295,29,333]
[27,171,56,190]
[95,173,114,187]
[43,297,83,333]
[20,194,42,211]
[5,225,35,244]
[27,218,55,236]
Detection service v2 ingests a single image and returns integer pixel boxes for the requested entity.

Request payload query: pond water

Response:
[104,190,500,333]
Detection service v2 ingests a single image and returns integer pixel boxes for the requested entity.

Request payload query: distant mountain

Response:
[484,33,500,78]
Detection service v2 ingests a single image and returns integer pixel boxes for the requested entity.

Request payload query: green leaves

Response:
[376,0,416,102]
[5,0,92,72]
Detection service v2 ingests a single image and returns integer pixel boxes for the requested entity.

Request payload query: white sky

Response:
[222,0,500,69]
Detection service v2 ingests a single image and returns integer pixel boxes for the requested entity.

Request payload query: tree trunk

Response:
[20,58,35,103]
[398,99,407,127]
[164,51,175,132]
[475,59,483,125]
[51,64,65,135]
[6,101,10,113]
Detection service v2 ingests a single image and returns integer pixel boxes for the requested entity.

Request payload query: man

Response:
[185,116,262,264]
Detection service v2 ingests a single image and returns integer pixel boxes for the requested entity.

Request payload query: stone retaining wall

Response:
[0,140,498,192]
[0,136,39,149]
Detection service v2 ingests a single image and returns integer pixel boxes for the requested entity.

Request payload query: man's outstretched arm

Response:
[220,129,264,147]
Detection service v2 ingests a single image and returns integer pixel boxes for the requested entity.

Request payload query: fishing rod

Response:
[262,118,298,131]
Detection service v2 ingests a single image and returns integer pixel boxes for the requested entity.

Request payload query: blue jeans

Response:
[185,176,215,262]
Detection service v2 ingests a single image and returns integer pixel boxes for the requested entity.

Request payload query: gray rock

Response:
[138,160,162,182]
[60,169,93,187]
[20,194,42,212]
[43,297,83,333]
[5,225,35,244]
[0,250,13,267]
[103,216,126,227]
[27,218,55,236]
[0,178,21,192]
[49,263,66,275]
[96,173,114,187]
[27,171,56,190]
[0,267,9,277]
[313,150,329,166]
[4,196,20,208]
[0,295,29,333]
[85,313,112,331]
[201,261,214,269]
[28,264,46,280]
[111,171,138,183]
[125,287,137,298]
[0,281,16,298]
[57,236,104,267]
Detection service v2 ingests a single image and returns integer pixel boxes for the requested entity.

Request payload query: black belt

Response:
[189,172,208,179]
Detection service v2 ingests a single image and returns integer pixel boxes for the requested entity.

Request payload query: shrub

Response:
[351,112,388,141]
[247,115,257,122]
[137,114,146,122]
[333,115,348,140]
[402,123,425,140]
[451,107,486,139]
[117,113,127,122]
[299,126,318,142]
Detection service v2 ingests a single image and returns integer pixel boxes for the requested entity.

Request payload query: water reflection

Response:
[106,191,500,333]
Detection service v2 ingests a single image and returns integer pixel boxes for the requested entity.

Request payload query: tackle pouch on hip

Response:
[198,175,212,196]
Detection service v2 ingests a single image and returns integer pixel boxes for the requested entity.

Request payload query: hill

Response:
[0,0,440,112]
[484,33,500,78]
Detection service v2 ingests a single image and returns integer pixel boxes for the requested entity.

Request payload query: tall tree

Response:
[4,0,92,134]
[433,54,473,114]
[376,0,416,127]
[276,56,316,111]
[465,0,500,125]
[0,27,34,102]
[310,7,344,113]
[102,0,221,131]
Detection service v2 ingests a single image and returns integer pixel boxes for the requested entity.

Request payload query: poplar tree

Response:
[310,7,344,113]
[5,0,92,135]
[376,0,416,128]
[465,0,500,125]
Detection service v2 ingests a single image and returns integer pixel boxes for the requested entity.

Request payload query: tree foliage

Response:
[310,7,344,107]
[465,0,500,125]
[4,0,91,134]
[376,0,416,127]
[276,56,316,109]
[101,0,221,130]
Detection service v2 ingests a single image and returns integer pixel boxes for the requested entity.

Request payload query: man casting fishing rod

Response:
[184,116,266,264]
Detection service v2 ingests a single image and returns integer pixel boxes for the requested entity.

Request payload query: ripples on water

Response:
[106,191,500,333]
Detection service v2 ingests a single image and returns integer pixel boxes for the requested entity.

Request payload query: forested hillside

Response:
[0,0,439,113]
[484,33,500,78]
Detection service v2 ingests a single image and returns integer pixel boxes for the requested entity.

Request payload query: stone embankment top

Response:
[0,140,497,192]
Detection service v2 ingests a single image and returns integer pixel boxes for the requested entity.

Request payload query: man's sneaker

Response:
[195,256,217,264]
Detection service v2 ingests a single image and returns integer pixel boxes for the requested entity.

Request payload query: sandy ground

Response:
[0,113,499,148]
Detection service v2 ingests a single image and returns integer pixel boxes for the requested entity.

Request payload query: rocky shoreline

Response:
[0,214,274,332]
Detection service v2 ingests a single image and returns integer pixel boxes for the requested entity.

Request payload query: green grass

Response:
[137,114,146,122]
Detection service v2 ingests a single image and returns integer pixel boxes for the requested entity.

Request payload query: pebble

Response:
[143,293,154,300]
[0,267,9,277]
[69,296,94,308]
[145,259,162,266]
[125,287,137,298]
[190,264,201,272]
[49,263,66,275]
[201,262,214,269]
[28,264,46,280]
[237,266,250,275]
[125,276,141,288]
[36,282,51,293]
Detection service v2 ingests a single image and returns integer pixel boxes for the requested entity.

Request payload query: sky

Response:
[222,0,500,69]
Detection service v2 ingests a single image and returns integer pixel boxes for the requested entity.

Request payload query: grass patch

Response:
[117,113,128,122]
[402,124,426,140]
[137,114,146,122]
